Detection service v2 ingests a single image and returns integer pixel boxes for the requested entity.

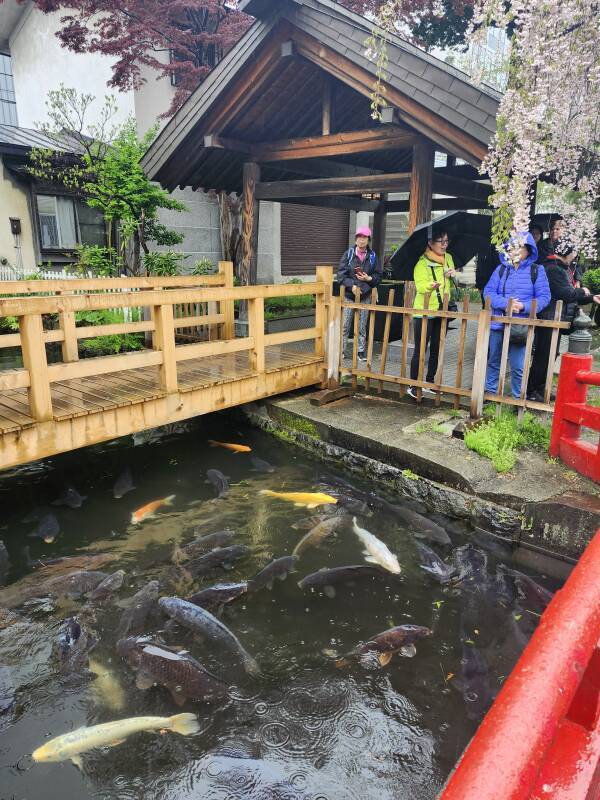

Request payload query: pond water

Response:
[0,417,563,799]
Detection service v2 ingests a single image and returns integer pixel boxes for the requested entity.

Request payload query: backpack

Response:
[346,247,377,272]
[498,262,539,285]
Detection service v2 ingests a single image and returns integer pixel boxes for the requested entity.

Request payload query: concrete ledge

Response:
[241,390,600,560]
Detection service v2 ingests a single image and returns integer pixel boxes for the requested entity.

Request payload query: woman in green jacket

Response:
[408,229,456,399]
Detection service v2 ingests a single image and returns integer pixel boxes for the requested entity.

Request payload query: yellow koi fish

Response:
[32,713,199,767]
[259,489,338,509]
[208,440,251,453]
[130,495,175,525]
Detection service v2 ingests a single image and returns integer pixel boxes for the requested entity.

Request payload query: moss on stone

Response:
[273,409,321,440]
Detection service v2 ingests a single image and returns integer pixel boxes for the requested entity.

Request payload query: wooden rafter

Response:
[291,28,487,165]
[432,173,492,202]
[255,171,411,200]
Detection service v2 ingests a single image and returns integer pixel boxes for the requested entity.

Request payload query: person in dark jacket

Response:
[483,232,551,399]
[527,265,600,401]
[338,225,382,360]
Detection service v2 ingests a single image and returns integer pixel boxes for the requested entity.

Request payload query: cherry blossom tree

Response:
[472,0,600,259]
[372,0,599,259]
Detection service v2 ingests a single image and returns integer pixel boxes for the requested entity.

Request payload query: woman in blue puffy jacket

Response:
[483,232,551,399]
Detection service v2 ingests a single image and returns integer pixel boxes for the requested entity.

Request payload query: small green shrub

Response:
[144,251,186,276]
[583,268,600,295]
[192,258,215,275]
[72,245,122,277]
[464,410,551,473]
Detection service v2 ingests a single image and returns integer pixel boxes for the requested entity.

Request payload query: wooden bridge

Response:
[0,264,334,470]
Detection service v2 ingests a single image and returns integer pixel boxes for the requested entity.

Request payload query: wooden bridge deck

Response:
[0,267,333,469]
[0,345,319,435]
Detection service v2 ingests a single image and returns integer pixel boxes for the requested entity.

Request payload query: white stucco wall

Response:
[0,156,37,274]
[10,6,134,129]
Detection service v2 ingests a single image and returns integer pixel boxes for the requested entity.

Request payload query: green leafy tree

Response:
[29,86,186,275]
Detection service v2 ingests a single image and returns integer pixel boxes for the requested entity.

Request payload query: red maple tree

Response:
[17,0,473,116]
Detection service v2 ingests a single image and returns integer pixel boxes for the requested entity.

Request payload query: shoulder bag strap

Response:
[428,264,444,307]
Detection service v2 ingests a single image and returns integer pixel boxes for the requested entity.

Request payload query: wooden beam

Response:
[372,194,388,260]
[251,126,420,162]
[387,197,490,213]
[19,314,53,422]
[272,195,378,212]
[292,28,488,166]
[322,77,332,136]
[240,162,261,285]
[203,134,252,153]
[432,173,492,202]
[255,171,411,200]
[408,141,435,234]
[263,158,383,179]
[434,163,483,180]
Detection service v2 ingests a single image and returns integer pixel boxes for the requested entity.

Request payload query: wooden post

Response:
[153,303,178,393]
[315,265,332,362]
[322,78,333,136]
[240,162,261,286]
[406,140,435,332]
[372,193,388,263]
[326,293,342,388]
[219,260,235,339]
[248,296,265,373]
[20,313,53,421]
[470,297,492,418]
[59,310,79,363]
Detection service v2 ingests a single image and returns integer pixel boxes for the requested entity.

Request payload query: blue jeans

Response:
[485,329,526,399]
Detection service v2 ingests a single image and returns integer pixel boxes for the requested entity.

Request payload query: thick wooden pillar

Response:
[372,193,388,261]
[240,162,261,285]
[408,141,435,234]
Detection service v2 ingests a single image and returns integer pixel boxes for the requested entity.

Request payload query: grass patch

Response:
[464,409,551,473]
[401,468,419,480]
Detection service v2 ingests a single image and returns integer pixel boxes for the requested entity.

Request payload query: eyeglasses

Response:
[433,238,449,244]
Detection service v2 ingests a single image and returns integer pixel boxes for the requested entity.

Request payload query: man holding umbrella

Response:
[407,228,457,398]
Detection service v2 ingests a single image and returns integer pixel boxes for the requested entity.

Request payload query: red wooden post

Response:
[549,352,592,456]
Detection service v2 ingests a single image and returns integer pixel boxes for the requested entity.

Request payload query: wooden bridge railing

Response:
[0,264,332,423]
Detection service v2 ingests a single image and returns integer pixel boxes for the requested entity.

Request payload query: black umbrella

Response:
[388,211,492,281]
[531,213,562,233]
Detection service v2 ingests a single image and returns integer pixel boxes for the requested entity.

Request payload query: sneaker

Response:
[526,390,544,402]
[357,352,367,362]
[407,387,418,399]
[422,387,436,395]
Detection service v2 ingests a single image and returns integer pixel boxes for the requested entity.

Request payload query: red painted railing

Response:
[439,529,600,800]
[550,352,600,483]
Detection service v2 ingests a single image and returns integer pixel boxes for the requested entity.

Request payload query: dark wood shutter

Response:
[281,203,350,275]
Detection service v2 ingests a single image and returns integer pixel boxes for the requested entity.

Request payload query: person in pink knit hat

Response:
[337,226,382,361]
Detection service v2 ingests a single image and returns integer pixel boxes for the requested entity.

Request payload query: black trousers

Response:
[410,317,442,382]
[528,327,562,395]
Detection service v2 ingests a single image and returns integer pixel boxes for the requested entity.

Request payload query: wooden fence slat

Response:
[400,304,410,399]
[352,286,360,391]
[378,288,395,395]
[517,299,538,421]
[433,292,450,405]
[326,294,342,389]
[543,301,564,408]
[315,266,333,360]
[496,298,514,415]
[415,293,430,402]
[470,297,492,418]
[220,261,235,340]
[365,287,378,393]
[453,295,469,409]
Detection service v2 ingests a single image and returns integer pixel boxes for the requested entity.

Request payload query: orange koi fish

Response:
[208,440,251,453]
[131,495,176,525]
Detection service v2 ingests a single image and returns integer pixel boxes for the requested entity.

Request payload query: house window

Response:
[36,194,106,250]
[0,53,18,127]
